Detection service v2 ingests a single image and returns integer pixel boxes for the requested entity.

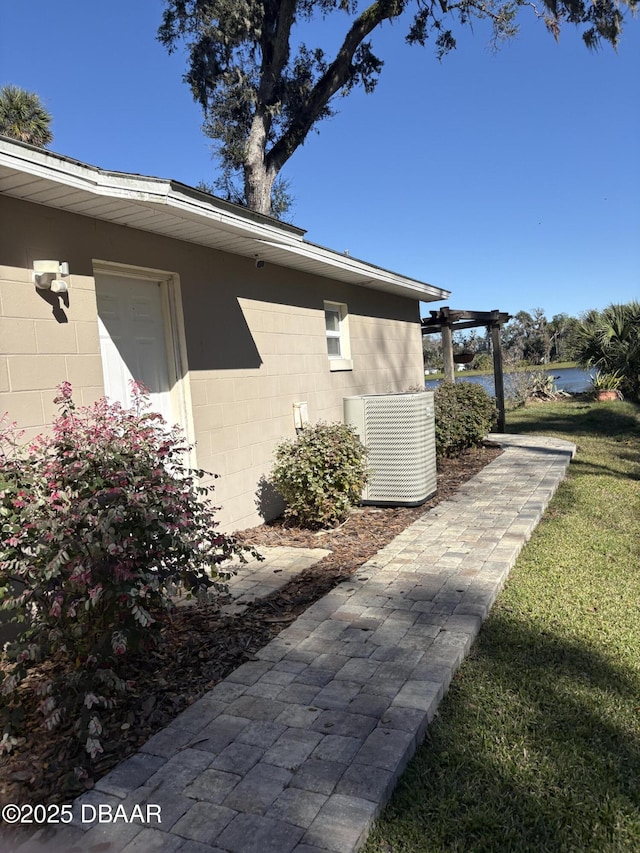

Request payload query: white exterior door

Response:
[96,273,175,424]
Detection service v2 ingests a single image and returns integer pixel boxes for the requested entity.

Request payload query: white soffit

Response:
[0,138,449,303]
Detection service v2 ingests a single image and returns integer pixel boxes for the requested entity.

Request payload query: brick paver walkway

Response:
[172,547,332,617]
[221,547,332,616]
[15,433,575,853]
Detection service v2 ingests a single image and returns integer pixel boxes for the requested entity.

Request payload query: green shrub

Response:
[505,367,568,408]
[589,369,624,393]
[271,422,368,528]
[434,382,497,457]
[570,301,640,401]
[472,352,493,371]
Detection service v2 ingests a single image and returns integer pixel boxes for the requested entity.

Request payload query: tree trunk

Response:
[244,113,277,216]
[240,0,409,216]
[244,162,276,216]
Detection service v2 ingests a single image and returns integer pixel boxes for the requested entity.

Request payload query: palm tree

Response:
[571,302,640,401]
[0,85,53,147]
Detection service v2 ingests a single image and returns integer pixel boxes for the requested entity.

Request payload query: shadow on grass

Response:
[618,447,640,467]
[565,455,640,482]
[505,400,640,483]
[370,615,640,853]
[506,400,640,441]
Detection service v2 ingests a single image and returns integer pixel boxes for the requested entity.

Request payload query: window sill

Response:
[329,358,353,372]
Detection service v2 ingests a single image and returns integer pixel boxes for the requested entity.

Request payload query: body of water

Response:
[425,367,593,395]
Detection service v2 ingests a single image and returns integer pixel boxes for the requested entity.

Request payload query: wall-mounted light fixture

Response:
[33,260,70,293]
[293,401,309,433]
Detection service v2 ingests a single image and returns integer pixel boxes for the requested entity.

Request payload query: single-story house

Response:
[0,137,449,531]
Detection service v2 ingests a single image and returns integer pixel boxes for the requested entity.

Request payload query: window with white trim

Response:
[324,301,353,371]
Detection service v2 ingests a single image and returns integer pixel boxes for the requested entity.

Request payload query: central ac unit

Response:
[344,391,436,506]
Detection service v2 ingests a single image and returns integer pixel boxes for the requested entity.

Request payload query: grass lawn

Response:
[364,397,640,853]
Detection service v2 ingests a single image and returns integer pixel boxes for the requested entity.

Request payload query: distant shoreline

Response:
[424,361,579,380]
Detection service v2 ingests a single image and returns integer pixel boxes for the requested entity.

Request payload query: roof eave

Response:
[0,137,450,303]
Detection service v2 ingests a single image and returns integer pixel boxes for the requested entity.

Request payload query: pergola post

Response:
[490,321,506,432]
[441,323,455,383]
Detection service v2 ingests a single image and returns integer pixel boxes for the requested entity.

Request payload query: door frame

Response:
[92,260,196,464]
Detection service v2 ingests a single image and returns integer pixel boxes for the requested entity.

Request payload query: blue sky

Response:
[1,0,638,320]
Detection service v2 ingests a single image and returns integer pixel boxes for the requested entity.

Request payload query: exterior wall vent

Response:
[344,391,436,506]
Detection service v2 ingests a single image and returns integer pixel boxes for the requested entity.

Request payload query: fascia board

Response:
[256,239,449,302]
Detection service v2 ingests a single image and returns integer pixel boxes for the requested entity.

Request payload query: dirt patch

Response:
[0,445,500,820]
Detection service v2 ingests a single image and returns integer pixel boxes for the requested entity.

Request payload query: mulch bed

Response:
[0,445,500,823]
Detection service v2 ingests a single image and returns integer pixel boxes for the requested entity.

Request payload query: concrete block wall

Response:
[0,265,104,443]
[0,195,425,533]
[190,298,424,531]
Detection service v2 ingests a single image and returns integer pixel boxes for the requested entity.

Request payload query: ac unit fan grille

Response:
[344,393,436,506]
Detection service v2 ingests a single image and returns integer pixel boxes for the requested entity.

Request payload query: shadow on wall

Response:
[37,286,69,323]
[185,290,263,371]
[184,259,420,373]
[255,475,285,523]
[2,196,421,378]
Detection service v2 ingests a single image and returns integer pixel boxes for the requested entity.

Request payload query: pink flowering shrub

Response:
[0,382,259,759]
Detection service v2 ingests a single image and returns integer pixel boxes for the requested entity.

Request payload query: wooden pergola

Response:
[422,307,512,431]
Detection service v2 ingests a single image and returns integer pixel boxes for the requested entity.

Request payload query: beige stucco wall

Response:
[0,195,426,531]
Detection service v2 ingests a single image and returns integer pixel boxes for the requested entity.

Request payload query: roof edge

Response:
[0,137,450,303]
